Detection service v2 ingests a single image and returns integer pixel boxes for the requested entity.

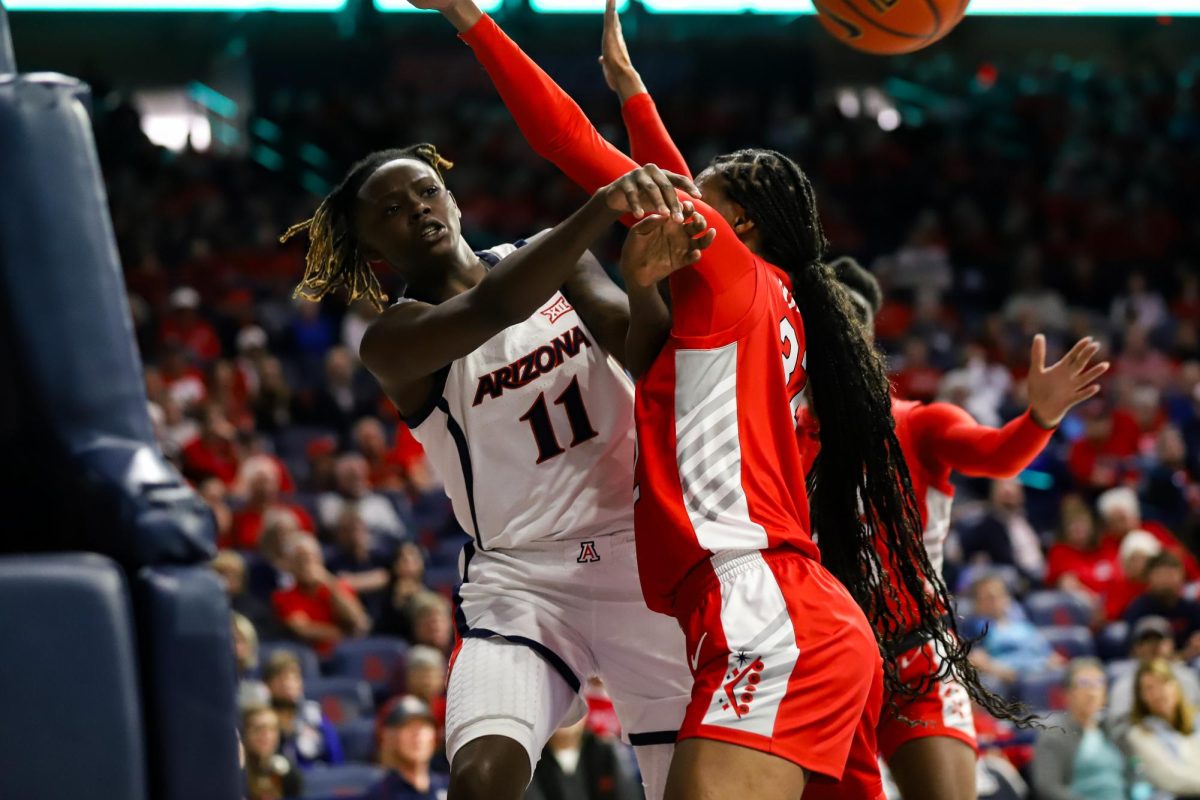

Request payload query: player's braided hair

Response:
[280,144,454,311]
[709,148,1034,726]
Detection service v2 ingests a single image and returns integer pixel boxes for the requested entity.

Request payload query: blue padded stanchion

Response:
[136,566,241,800]
[0,73,214,565]
[0,1,14,74]
[0,554,148,800]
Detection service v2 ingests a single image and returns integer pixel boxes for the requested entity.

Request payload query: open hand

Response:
[1027,334,1109,428]
[620,202,717,287]
[602,163,701,221]
[406,0,456,8]
[599,0,643,98]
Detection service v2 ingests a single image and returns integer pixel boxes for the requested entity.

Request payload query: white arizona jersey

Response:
[403,241,636,551]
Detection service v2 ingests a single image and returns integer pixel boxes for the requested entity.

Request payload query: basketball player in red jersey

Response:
[412,1,1025,797]
[791,257,1107,800]
[595,8,1075,799]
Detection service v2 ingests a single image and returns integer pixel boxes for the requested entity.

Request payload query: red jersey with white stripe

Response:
[633,258,817,615]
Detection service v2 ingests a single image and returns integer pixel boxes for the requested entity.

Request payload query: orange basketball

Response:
[814,0,970,55]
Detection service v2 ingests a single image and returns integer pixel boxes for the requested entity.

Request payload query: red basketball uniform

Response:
[460,15,884,793]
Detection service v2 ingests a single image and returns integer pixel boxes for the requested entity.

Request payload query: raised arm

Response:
[909,335,1108,478]
[599,0,691,177]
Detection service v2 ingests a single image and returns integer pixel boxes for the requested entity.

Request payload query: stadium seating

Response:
[1041,625,1097,659]
[301,763,385,800]
[307,677,375,726]
[1096,621,1130,661]
[1024,590,1093,627]
[337,718,380,764]
[0,554,147,800]
[1015,669,1068,711]
[329,637,409,696]
[260,640,323,680]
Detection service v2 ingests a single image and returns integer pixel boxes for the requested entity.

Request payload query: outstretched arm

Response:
[909,336,1108,478]
[599,0,691,177]
[360,166,695,411]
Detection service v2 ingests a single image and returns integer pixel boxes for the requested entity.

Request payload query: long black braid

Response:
[280,143,453,310]
[710,148,1033,725]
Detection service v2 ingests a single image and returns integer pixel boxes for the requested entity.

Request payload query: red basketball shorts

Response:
[673,548,885,799]
[876,638,977,760]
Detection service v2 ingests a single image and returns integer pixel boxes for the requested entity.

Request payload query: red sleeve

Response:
[908,403,1054,479]
[460,14,755,337]
[621,93,691,179]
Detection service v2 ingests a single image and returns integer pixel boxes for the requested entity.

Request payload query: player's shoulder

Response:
[477,229,548,266]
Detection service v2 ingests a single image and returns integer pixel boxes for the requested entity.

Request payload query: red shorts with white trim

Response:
[876,639,978,760]
[673,548,885,799]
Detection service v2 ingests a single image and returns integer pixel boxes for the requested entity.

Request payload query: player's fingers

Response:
[643,164,684,221]
[684,211,708,238]
[621,179,644,218]
[1073,384,1102,403]
[1072,342,1102,373]
[1061,336,1093,367]
[665,171,702,199]
[684,247,704,266]
[1076,362,1110,386]
[634,170,670,218]
[1031,334,1047,374]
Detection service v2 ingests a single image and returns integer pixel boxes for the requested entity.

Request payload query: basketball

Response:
[814,0,970,55]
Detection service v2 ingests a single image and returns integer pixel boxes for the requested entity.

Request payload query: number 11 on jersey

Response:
[519,376,598,464]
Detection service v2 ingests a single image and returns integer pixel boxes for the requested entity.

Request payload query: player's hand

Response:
[406,0,455,8]
[620,202,716,287]
[602,164,700,221]
[406,0,481,30]
[599,0,645,100]
[1027,334,1109,428]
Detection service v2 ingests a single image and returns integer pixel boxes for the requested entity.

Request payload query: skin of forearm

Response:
[624,282,671,378]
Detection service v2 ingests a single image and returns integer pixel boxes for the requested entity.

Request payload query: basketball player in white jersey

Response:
[280,144,714,800]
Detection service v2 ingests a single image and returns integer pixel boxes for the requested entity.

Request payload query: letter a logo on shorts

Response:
[577,541,601,563]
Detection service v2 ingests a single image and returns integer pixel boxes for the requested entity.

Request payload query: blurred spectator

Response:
[160,286,221,364]
[354,417,409,492]
[1068,404,1135,492]
[199,477,234,546]
[288,299,336,366]
[318,454,406,541]
[1107,616,1200,743]
[242,704,304,800]
[1114,326,1175,391]
[271,536,370,658]
[891,337,943,404]
[252,508,307,599]
[968,574,1064,686]
[229,455,315,550]
[1110,273,1168,333]
[367,696,448,800]
[342,299,379,358]
[524,719,641,800]
[254,357,294,435]
[1123,552,1200,659]
[406,591,454,655]
[375,542,430,639]
[233,612,271,711]
[957,479,1046,583]
[304,435,340,494]
[298,347,377,436]
[1105,529,1162,621]
[938,341,1012,428]
[213,550,278,638]
[1032,658,1128,800]
[1097,487,1200,580]
[327,508,391,617]
[1045,496,1114,607]
[401,645,447,734]
[1003,261,1068,334]
[1142,425,1200,537]
[182,405,240,486]
[1127,658,1200,798]
[264,651,345,768]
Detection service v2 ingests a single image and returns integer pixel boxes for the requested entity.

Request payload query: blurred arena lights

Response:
[8,0,1199,11]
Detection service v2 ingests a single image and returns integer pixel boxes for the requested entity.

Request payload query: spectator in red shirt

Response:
[228,456,315,550]
[354,417,408,492]
[1045,496,1118,609]
[1097,486,1200,581]
[1105,529,1163,621]
[1067,403,1138,491]
[181,405,240,486]
[159,343,209,412]
[891,337,944,403]
[271,536,370,658]
[159,286,221,364]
